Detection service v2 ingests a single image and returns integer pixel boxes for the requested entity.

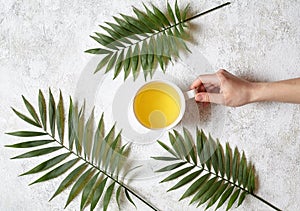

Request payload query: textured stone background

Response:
[1,0,300,210]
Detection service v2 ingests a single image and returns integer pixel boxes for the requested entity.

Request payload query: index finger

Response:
[190,77,202,89]
[190,73,220,89]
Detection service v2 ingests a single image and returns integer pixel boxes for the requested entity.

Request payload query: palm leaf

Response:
[86,2,191,80]
[90,177,107,210]
[50,163,88,201]
[116,185,122,209]
[125,188,136,208]
[153,127,257,210]
[80,172,100,210]
[103,182,115,211]
[64,167,96,208]
[167,170,202,192]
[20,152,71,175]
[30,158,80,185]
[6,89,147,211]
[38,89,47,130]
[22,95,41,126]
[49,88,56,137]
[6,131,47,137]
[11,146,62,159]
[5,139,54,148]
[11,107,41,128]
[56,91,65,144]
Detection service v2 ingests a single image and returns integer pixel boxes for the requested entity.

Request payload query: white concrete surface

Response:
[1,0,300,210]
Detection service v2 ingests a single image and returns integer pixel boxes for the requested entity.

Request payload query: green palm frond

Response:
[85,1,191,80]
[152,128,256,210]
[6,89,153,211]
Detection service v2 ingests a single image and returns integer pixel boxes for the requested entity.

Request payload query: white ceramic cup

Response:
[128,79,196,132]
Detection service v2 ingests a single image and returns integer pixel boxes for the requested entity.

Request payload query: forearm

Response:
[249,78,300,104]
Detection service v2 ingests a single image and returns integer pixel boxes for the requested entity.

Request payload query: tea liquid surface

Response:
[134,88,180,129]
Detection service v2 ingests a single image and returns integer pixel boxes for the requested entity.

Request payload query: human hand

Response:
[190,69,255,107]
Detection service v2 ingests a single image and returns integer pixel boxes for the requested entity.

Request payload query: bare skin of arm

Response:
[191,69,300,107]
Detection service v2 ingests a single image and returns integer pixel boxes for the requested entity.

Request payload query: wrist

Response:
[248,82,267,103]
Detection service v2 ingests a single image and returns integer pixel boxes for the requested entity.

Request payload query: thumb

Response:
[195,92,224,105]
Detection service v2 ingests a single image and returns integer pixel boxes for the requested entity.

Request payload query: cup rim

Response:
[132,79,186,131]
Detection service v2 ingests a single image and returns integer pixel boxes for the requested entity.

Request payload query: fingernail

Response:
[195,94,202,101]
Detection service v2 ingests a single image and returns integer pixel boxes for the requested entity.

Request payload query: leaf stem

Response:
[183,2,231,23]
[185,160,282,211]
[108,2,231,53]
[250,193,282,211]
[46,133,160,211]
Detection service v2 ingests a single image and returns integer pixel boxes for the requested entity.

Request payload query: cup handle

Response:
[184,89,197,100]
